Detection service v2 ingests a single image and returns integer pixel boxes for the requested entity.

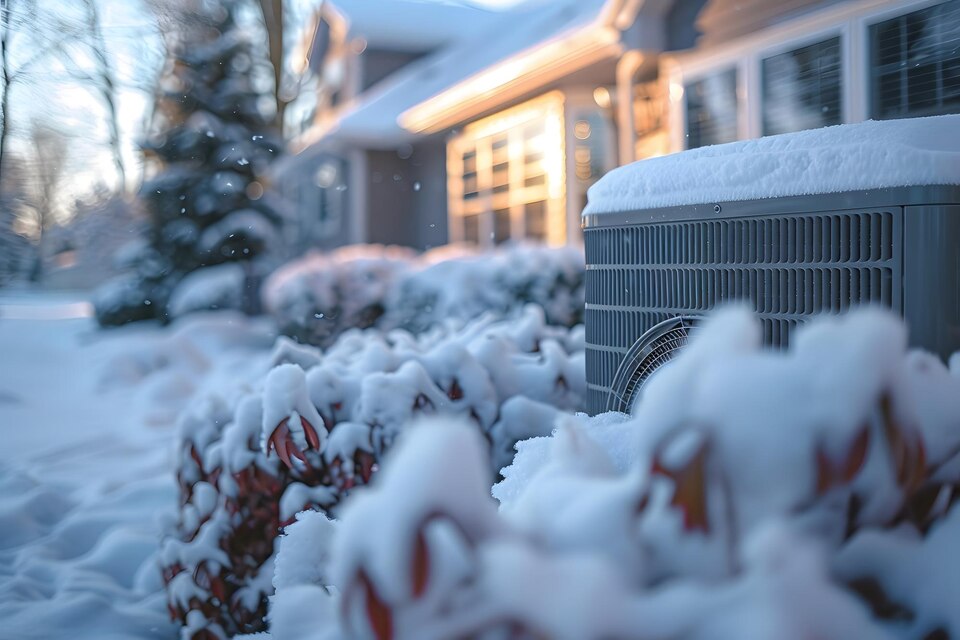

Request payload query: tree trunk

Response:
[258,0,285,128]
[0,0,12,181]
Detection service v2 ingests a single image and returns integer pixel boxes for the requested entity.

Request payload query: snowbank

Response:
[0,306,276,640]
[585,115,960,214]
[262,307,960,640]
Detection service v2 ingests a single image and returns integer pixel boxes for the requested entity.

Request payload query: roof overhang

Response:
[398,22,624,135]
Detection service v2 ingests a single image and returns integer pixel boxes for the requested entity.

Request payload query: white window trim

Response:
[664,0,948,152]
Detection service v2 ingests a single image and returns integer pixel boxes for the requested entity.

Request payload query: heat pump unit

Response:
[582,117,960,416]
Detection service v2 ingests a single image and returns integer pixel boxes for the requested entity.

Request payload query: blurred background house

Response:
[277,0,959,252]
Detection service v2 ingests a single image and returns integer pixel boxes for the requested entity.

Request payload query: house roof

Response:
[324,0,500,52]
[300,0,622,149]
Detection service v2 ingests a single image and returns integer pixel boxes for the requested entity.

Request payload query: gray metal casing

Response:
[583,185,960,415]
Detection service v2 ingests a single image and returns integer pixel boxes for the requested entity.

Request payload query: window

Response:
[462,150,479,200]
[668,0,960,153]
[447,93,566,246]
[762,37,842,136]
[311,159,344,239]
[870,1,960,119]
[494,208,511,244]
[684,69,738,148]
[524,201,547,241]
[523,122,547,188]
[463,214,480,244]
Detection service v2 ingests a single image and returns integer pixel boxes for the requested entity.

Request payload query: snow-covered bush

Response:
[262,243,585,347]
[162,306,585,638]
[167,263,248,319]
[386,243,585,335]
[94,273,165,326]
[261,308,960,640]
[262,245,415,347]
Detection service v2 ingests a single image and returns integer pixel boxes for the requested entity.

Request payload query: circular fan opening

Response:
[606,316,700,414]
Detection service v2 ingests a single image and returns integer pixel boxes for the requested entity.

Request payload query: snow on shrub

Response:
[385,243,585,335]
[162,305,585,638]
[167,263,247,318]
[262,245,415,347]
[261,307,960,640]
[262,243,585,347]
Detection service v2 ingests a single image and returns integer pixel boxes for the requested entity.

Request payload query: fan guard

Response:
[605,316,700,414]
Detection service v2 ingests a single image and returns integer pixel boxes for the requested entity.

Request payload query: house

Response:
[277,0,959,253]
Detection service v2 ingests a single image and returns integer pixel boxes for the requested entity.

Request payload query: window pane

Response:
[462,214,480,244]
[685,69,738,148]
[491,135,509,163]
[492,161,509,193]
[462,149,479,200]
[525,201,547,240]
[494,208,511,244]
[762,37,842,136]
[870,1,960,119]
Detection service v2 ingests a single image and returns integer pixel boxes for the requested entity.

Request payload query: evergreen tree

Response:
[95,1,282,326]
[0,156,31,287]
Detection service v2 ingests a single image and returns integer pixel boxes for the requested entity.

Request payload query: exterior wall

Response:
[665,0,710,51]
[360,49,425,92]
[275,148,353,255]
[364,142,448,250]
[695,0,845,47]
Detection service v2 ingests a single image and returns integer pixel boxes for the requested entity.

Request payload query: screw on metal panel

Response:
[714,204,722,214]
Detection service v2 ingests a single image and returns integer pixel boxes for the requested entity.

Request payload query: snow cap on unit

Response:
[585,114,960,215]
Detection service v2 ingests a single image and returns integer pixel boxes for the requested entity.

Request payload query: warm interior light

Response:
[593,86,611,109]
[574,120,592,140]
[669,82,685,103]
[544,106,564,201]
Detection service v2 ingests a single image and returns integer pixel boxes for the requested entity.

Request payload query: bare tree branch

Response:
[80,0,126,189]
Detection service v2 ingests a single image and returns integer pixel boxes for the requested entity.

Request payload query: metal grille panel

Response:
[584,209,903,414]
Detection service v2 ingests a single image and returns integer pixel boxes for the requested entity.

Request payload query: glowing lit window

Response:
[447,92,567,247]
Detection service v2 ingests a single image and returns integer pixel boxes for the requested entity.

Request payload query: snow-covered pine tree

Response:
[95,0,282,326]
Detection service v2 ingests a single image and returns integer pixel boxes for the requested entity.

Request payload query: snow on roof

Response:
[327,0,498,51]
[584,115,960,215]
[318,0,612,147]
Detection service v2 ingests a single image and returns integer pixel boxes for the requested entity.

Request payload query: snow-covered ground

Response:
[0,292,274,640]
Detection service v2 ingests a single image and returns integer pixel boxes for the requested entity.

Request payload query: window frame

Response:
[663,0,947,152]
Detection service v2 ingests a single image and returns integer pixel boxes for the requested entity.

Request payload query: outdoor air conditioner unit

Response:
[582,116,960,416]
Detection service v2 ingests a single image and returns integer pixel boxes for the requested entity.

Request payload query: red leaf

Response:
[880,393,927,491]
[301,416,321,450]
[411,530,429,598]
[357,451,376,484]
[652,438,711,533]
[361,571,393,640]
[815,444,834,496]
[842,428,871,483]
[447,378,464,401]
